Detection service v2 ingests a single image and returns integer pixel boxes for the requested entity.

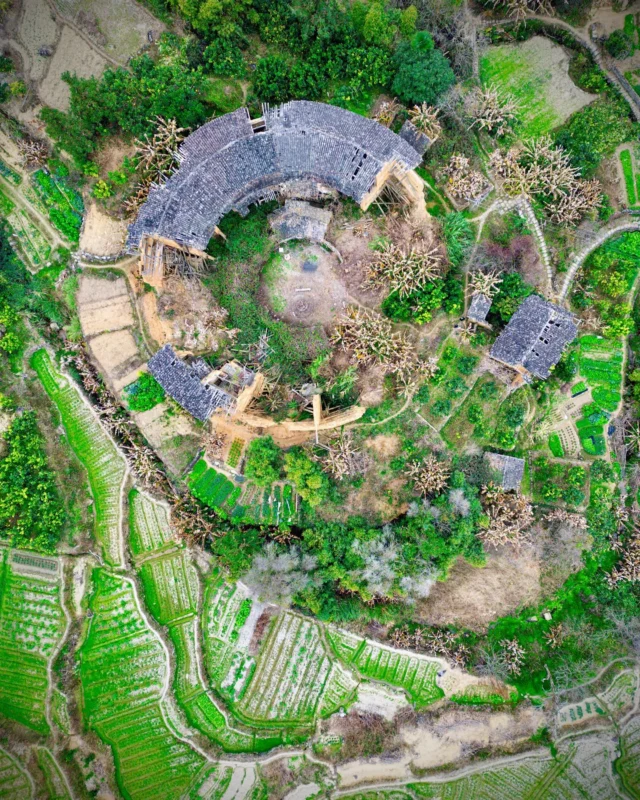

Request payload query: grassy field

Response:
[0,747,32,799]
[79,567,209,800]
[31,349,127,566]
[619,148,637,206]
[0,550,66,735]
[441,373,509,449]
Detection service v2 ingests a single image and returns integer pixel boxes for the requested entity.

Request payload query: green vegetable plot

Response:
[31,169,83,243]
[0,550,65,735]
[32,349,127,566]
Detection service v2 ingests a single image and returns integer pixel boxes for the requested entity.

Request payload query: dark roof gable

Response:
[490,295,577,379]
[148,345,233,421]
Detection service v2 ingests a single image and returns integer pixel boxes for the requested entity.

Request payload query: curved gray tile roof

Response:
[127,102,423,253]
[490,295,577,379]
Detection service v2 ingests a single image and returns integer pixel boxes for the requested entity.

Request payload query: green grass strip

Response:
[31,349,126,566]
[620,149,636,205]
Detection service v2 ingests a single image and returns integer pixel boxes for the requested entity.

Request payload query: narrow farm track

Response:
[559,217,640,299]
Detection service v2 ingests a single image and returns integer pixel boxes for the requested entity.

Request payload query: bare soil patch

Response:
[132,401,201,476]
[264,243,350,329]
[77,274,134,337]
[94,138,136,177]
[79,202,127,257]
[53,0,165,64]
[417,546,541,632]
[88,329,143,392]
[364,434,401,459]
[39,25,107,110]
[17,0,59,82]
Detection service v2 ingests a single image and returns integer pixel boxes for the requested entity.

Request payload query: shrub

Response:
[605,30,634,59]
[244,436,283,487]
[125,372,165,412]
[284,447,328,507]
[204,38,246,78]
[432,398,451,416]
[467,403,483,424]
[391,31,455,106]
[457,355,479,375]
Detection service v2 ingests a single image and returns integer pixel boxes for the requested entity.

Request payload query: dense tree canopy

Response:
[391,31,455,105]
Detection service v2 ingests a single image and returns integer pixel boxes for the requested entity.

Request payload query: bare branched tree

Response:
[405,455,451,496]
[608,525,640,586]
[242,543,321,606]
[465,84,519,138]
[469,268,503,298]
[364,241,444,297]
[332,306,437,394]
[375,98,402,128]
[17,138,49,169]
[409,103,443,141]
[490,0,553,24]
[443,154,490,203]
[318,432,368,481]
[544,509,588,530]
[479,482,534,548]
[500,638,526,675]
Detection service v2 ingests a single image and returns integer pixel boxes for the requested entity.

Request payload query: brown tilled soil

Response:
[79,203,128,257]
[416,546,542,632]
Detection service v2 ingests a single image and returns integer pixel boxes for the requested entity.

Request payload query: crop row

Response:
[189,460,298,525]
[31,169,83,243]
[129,490,173,556]
[32,350,126,567]
[139,551,198,624]
[0,551,65,734]
[0,158,21,184]
[620,716,640,797]
[0,747,31,800]
[80,568,207,799]
[36,747,71,800]
[7,209,52,268]
[204,579,251,643]
[131,501,283,753]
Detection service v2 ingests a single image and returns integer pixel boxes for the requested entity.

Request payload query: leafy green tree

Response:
[605,30,634,59]
[169,0,257,37]
[567,466,586,488]
[467,403,483,424]
[0,412,65,552]
[542,482,562,502]
[391,31,455,106]
[203,38,246,77]
[125,373,165,412]
[42,56,207,164]
[284,447,328,507]
[244,436,283,486]
[432,398,451,417]
[363,2,395,47]
[491,273,534,323]
[555,97,636,176]
[504,403,525,428]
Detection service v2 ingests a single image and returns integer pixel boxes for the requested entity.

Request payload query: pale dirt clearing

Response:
[53,0,165,64]
[17,0,59,82]
[283,784,321,800]
[336,704,545,787]
[79,202,127,257]
[416,546,541,632]
[132,401,202,475]
[87,329,143,392]
[39,24,107,110]
[77,274,135,337]
[352,683,408,721]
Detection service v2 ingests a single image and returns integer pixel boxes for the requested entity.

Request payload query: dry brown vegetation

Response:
[465,84,519,138]
[479,483,534,548]
[405,455,451,497]
[409,103,442,141]
[443,154,490,203]
[364,241,444,297]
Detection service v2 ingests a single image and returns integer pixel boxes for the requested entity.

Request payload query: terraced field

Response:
[0,549,66,734]
[203,578,358,729]
[35,747,71,800]
[619,714,640,797]
[31,349,127,566]
[131,492,286,753]
[327,629,444,708]
[342,737,619,799]
[0,747,32,800]
[80,567,207,799]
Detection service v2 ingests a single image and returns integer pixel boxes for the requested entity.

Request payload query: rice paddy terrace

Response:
[0,337,635,799]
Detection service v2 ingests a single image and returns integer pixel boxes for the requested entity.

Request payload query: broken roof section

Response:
[490,295,577,379]
[467,292,492,324]
[127,101,423,253]
[269,199,332,243]
[485,452,525,491]
[148,344,233,421]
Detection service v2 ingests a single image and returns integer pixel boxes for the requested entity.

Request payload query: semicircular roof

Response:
[127,102,423,253]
